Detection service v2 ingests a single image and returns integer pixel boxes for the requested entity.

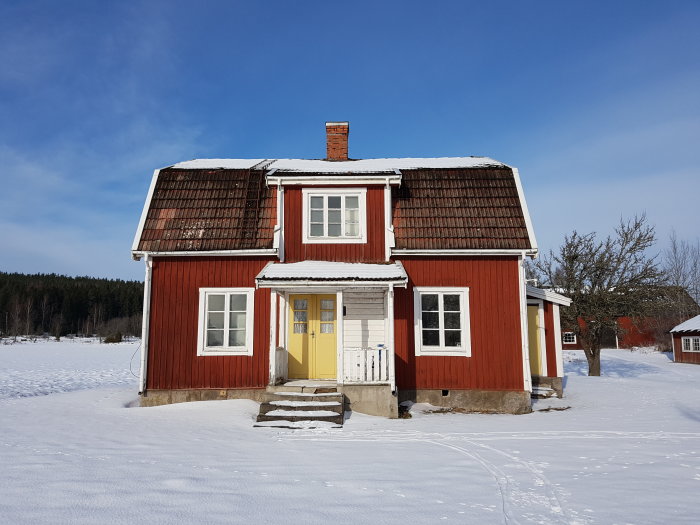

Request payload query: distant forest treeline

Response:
[0,272,143,338]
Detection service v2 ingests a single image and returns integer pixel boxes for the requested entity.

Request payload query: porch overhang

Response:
[255,260,408,289]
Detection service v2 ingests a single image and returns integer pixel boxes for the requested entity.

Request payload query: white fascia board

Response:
[526,285,572,306]
[131,169,161,257]
[393,249,536,256]
[266,175,402,186]
[509,166,539,258]
[256,279,408,289]
[133,249,277,260]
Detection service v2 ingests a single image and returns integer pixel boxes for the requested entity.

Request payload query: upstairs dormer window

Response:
[302,188,367,244]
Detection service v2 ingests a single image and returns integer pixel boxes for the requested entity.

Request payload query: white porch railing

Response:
[343,347,390,384]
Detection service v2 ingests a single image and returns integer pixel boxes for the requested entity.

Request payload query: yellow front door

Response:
[288,294,337,379]
[528,304,544,376]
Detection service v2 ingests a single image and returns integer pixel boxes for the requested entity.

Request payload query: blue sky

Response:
[1,1,698,281]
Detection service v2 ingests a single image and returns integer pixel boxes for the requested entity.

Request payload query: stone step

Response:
[268,392,344,403]
[258,399,343,415]
[256,410,344,426]
[253,420,343,429]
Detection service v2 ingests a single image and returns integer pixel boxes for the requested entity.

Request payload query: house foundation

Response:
[399,389,532,414]
[139,388,268,407]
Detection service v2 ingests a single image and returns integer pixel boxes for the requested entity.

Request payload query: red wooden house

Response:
[132,122,567,418]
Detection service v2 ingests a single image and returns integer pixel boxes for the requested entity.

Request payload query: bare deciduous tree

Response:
[530,215,664,376]
[663,231,700,313]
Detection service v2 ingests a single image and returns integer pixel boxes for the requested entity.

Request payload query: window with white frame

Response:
[682,336,700,352]
[563,332,577,344]
[302,188,366,243]
[197,288,255,356]
[413,287,471,356]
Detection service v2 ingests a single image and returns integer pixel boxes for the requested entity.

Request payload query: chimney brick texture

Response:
[326,122,349,161]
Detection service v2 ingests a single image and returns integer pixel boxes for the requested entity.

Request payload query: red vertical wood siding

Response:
[617,317,657,348]
[673,333,700,364]
[543,302,558,377]
[147,257,273,390]
[394,257,524,391]
[284,186,385,262]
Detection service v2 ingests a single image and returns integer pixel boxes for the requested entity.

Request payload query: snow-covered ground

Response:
[1,339,699,524]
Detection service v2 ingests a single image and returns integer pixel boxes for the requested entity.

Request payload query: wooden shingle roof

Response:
[136,168,275,253]
[392,167,532,250]
[133,159,535,256]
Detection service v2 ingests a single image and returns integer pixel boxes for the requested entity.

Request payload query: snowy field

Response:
[1,339,699,524]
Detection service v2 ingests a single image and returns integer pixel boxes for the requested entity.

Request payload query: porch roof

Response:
[255,261,408,288]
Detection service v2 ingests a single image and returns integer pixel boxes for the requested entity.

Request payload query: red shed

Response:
[671,315,700,365]
[132,122,567,420]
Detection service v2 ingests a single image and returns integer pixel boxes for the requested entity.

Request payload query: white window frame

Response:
[563,332,577,344]
[413,287,471,357]
[681,336,700,353]
[301,187,367,244]
[197,288,255,356]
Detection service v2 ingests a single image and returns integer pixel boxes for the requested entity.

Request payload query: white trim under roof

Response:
[510,167,538,257]
[267,174,402,186]
[526,285,572,307]
[393,249,538,257]
[132,249,277,261]
[131,169,161,255]
[671,314,700,333]
[255,261,408,289]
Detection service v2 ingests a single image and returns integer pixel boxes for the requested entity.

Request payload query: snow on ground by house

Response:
[1,339,699,524]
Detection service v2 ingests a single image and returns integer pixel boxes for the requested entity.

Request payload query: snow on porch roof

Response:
[671,314,700,333]
[256,261,408,286]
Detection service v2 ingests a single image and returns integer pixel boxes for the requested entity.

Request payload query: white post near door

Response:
[336,290,344,385]
[387,284,396,392]
[268,290,277,385]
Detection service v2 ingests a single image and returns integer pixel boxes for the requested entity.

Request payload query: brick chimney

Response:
[326,121,349,161]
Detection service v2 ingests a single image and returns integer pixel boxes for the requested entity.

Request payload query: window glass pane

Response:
[294,311,307,322]
[320,299,335,310]
[345,196,359,209]
[294,299,307,310]
[443,294,460,311]
[230,294,246,311]
[328,224,341,237]
[230,312,246,329]
[345,223,359,236]
[694,338,700,352]
[310,210,324,223]
[294,323,307,334]
[445,330,461,347]
[207,294,225,311]
[328,196,341,208]
[683,338,690,351]
[229,329,246,346]
[321,310,334,321]
[320,323,334,334]
[328,210,341,224]
[207,312,224,329]
[346,209,359,222]
[422,329,439,346]
[421,294,439,311]
[207,329,224,346]
[310,224,324,237]
[422,311,439,329]
[310,196,323,209]
[444,312,461,329]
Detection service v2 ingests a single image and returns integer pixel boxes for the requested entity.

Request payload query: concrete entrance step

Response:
[531,386,556,399]
[268,380,338,394]
[254,390,345,428]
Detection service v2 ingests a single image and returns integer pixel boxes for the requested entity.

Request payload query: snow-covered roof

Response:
[256,261,408,285]
[169,157,504,173]
[670,314,700,333]
[169,159,265,170]
[526,286,572,306]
